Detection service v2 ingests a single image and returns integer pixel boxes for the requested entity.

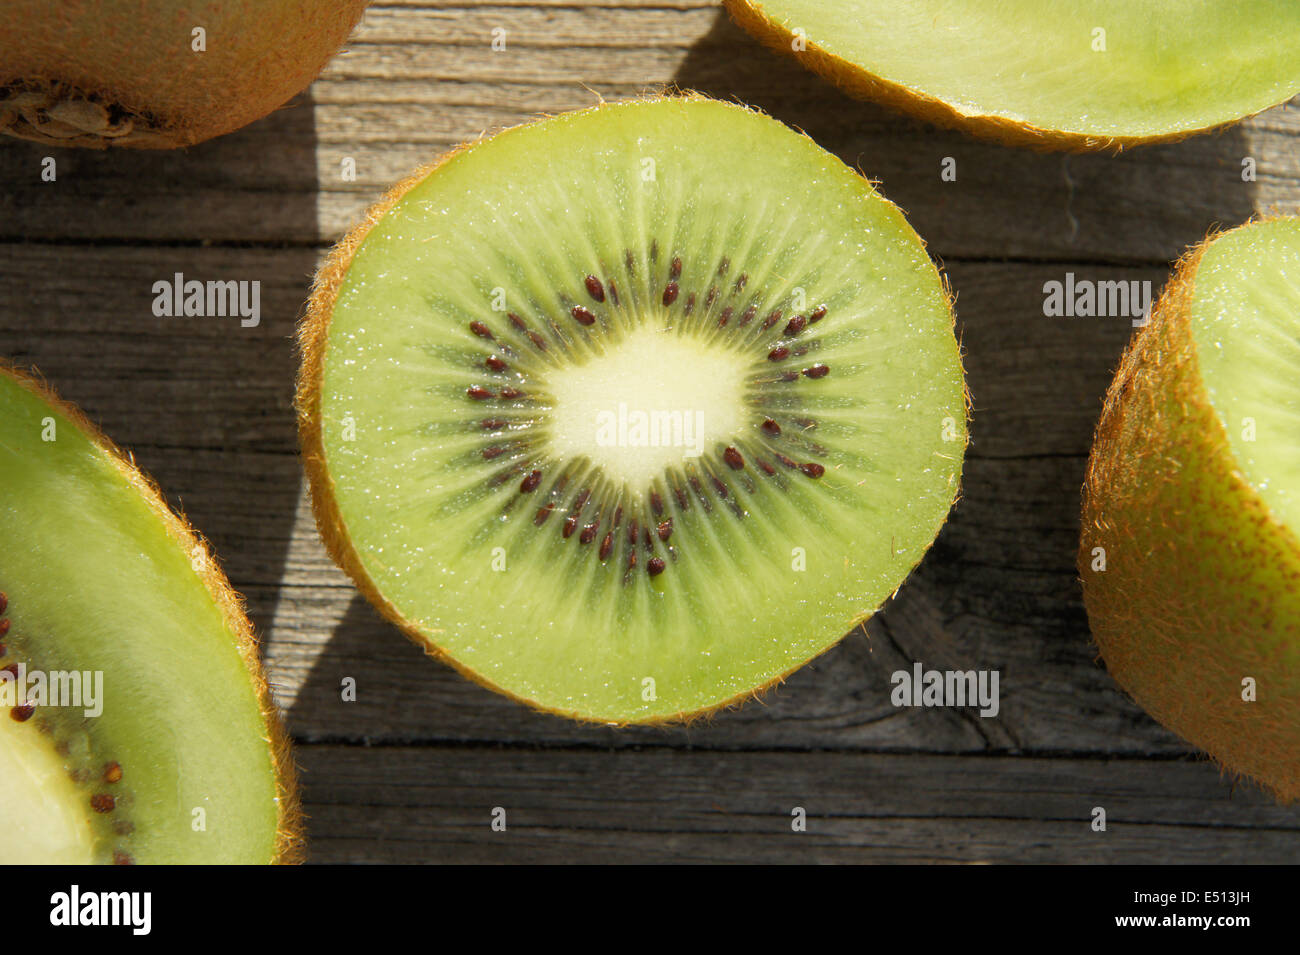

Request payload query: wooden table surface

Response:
[3,2,1299,863]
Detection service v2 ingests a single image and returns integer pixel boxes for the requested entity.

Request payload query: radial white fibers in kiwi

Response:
[300,97,967,724]
[0,366,298,863]
[724,0,1300,149]
[1081,216,1300,800]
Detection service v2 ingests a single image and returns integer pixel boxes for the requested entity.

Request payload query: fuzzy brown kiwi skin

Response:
[722,0,1289,153]
[296,93,970,726]
[0,0,368,149]
[1079,224,1300,803]
[0,362,305,862]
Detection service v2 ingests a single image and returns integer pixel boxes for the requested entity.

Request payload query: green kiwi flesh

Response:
[1081,216,1300,800]
[725,0,1300,149]
[0,367,295,862]
[301,97,967,724]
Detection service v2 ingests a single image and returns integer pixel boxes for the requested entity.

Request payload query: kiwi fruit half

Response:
[298,96,967,724]
[724,0,1300,149]
[0,0,367,148]
[1080,216,1300,801]
[0,365,298,862]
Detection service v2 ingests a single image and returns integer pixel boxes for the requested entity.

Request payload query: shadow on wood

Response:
[280,10,1266,763]
[0,93,321,653]
[673,8,1259,263]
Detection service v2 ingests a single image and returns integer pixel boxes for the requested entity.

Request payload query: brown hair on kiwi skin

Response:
[0,0,368,149]
[295,92,969,726]
[1079,221,1300,802]
[0,362,304,861]
[722,0,1284,152]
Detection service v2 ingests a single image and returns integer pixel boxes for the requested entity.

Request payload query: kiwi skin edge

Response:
[722,0,1294,152]
[295,92,970,727]
[0,362,305,862]
[0,0,368,149]
[1079,220,1300,803]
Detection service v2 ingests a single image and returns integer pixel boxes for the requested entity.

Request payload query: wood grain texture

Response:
[297,746,1300,863]
[1,1,1298,862]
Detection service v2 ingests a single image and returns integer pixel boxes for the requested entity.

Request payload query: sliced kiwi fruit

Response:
[0,0,367,148]
[298,96,967,724]
[1080,216,1300,800]
[0,365,298,862]
[724,0,1300,149]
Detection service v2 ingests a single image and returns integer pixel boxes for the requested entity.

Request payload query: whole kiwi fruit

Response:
[0,0,368,148]
[1081,216,1300,801]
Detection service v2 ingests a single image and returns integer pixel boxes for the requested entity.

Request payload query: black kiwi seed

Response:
[90,793,116,813]
[461,263,837,587]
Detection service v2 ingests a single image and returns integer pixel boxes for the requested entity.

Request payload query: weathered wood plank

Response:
[296,746,1300,863]
[0,243,1198,754]
[0,3,1294,260]
[4,0,1299,864]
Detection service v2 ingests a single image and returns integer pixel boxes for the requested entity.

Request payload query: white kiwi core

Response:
[546,326,749,491]
[0,710,97,863]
